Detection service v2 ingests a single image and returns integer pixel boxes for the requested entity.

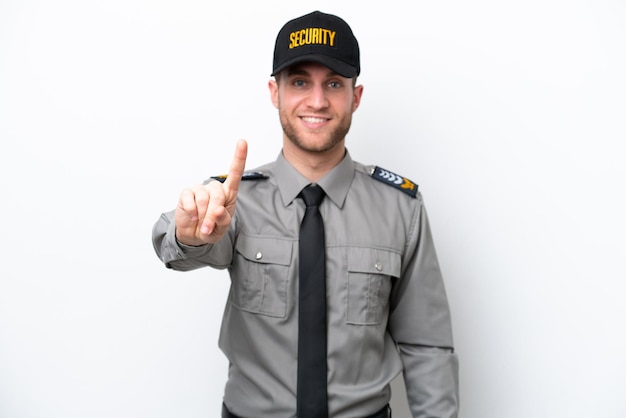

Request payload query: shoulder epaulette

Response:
[205,171,269,184]
[369,166,418,198]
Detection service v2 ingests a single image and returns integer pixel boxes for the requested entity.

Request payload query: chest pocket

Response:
[347,247,401,325]
[231,234,294,318]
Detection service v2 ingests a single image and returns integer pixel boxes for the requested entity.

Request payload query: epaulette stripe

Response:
[370,166,418,198]
[206,171,269,184]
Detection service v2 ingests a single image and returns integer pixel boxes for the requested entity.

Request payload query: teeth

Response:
[302,117,326,123]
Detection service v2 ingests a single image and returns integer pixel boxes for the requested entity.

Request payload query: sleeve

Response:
[388,196,460,418]
[151,210,234,271]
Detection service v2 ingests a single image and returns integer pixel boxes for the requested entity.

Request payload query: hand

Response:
[174,139,248,246]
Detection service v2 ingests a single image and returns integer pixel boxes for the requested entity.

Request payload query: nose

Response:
[306,83,329,109]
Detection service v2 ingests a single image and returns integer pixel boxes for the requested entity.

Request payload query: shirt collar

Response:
[274,150,355,209]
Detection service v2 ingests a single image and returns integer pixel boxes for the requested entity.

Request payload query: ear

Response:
[351,84,364,112]
[268,79,279,109]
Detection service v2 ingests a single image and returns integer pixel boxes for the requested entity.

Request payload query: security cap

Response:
[272,11,360,78]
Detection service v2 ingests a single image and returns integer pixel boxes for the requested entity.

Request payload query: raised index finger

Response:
[223,139,248,196]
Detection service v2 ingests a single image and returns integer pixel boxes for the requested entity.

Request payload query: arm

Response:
[152,209,234,271]
[151,139,248,270]
[389,198,459,417]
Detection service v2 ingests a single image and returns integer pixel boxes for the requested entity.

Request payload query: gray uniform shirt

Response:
[152,151,459,418]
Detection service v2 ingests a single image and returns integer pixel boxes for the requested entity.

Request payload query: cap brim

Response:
[271,54,358,78]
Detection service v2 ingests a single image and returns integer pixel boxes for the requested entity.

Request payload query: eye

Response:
[293,79,306,87]
[328,80,342,89]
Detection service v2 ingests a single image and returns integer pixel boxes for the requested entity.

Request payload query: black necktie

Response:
[297,184,328,418]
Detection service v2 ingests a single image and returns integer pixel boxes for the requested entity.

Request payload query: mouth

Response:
[300,116,330,127]
[301,116,329,123]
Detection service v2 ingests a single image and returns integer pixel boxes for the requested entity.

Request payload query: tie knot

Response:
[300,184,325,207]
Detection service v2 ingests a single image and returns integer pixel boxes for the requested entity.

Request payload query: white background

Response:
[1,1,625,417]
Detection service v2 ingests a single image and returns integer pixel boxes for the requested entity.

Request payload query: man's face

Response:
[269,62,363,155]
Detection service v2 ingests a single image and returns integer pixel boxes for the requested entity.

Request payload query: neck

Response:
[282,139,346,183]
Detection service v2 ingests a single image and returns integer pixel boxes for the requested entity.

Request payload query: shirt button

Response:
[255,252,263,260]
[375,262,383,271]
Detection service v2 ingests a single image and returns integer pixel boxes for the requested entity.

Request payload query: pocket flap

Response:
[347,247,401,277]
[235,234,293,266]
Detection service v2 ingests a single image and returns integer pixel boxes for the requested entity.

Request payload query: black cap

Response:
[271,11,360,78]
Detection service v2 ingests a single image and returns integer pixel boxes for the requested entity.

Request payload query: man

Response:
[152,10,459,418]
